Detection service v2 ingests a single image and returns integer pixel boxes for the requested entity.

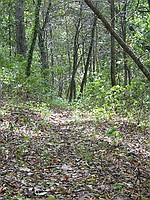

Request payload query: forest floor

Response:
[0,100,150,200]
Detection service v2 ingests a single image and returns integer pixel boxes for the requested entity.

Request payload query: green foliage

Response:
[0,52,51,100]
[105,128,122,145]
[77,78,150,124]
[0,54,26,95]
[106,128,116,136]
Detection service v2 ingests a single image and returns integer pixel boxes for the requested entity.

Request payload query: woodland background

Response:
[0,0,150,199]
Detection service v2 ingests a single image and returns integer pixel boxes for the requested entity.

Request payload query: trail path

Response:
[0,105,149,200]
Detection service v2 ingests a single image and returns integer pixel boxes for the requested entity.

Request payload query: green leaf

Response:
[106,128,116,136]
[24,136,30,141]
[9,122,14,131]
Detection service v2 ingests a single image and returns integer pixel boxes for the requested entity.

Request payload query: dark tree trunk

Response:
[110,0,116,86]
[15,0,26,57]
[38,29,49,77]
[148,0,150,10]
[84,0,150,81]
[26,0,42,77]
[68,3,83,102]
[79,16,97,95]
[64,1,72,78]
[8,6,12,59]
[121,0,128,86]
[49,23,54,88]
[38,0,52,78]
[68,25,79,102]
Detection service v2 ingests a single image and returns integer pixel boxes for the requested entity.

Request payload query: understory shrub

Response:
[79,78,150,124]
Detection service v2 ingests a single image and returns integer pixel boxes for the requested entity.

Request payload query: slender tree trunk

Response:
[58,76,63,98]
[148,0,150,10]
[84,0,150,81]
[128,66,131,85]
[26,0,42,77]
[68,23,79,101]
[15,0,26,57]
[92,47,96,73]
[38,30,49,76]
[8,6,12,59]
[121,0,128,86]
[38,0,52,78]
[95,25,100,74]
[64,0,72,78]
[68,3,83,101]
[110,0,116,86]
[120,1,131,85]
[49,23,54,88]
[66,22,72,78]
[79,16,97,95]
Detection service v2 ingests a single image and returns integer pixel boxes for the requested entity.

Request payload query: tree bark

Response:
[79,16,97,95]
[68,20,80,101]
[68,2,83,101]
[26,0,42,77]
[49,23,54,88]
[38,30,49,76]
[15,0,26,57]
[110,0,116,86]
[84,0,150,81]
[38,0,52,78]
[8,5,12,59]
[121,0,128,86]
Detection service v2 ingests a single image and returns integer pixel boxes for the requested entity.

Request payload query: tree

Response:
[110,0,116,86]
[15,0,26,57]
[38,0,52,78]
[68,1,83,101]
[84,0,150,81]
[79,16,97,95]
[148,0,150,9]
[26,0,42,77]
[120,0,132,86]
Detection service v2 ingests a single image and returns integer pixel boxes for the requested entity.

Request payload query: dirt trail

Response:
[0,106,150,199]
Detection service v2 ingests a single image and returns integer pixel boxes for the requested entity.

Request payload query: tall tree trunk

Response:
[110,0,116,86]
[84,0,150,81]
[38,30,49,77]
[68,21,80,101]
[148,0,150,10]
[26,0,42,77]
[49,23,54,88]
[64,0,72,78]
[8,5,12,59]
[15,0,26,57]
[121,0,128,86]
[95,25,100,74]
[79,16,97,95]
[68,2,83,102]
[38,0,52,78]
[92,47,96,73]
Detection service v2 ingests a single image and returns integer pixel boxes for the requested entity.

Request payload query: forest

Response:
[0,0,150,199]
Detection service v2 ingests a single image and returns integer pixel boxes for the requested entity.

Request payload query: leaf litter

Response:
[0,102,150,200]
